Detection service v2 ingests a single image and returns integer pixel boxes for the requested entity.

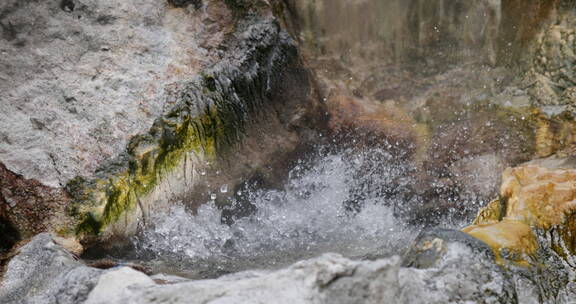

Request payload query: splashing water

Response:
[133,146,459,279]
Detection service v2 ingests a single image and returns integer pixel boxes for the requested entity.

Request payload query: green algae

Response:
[61,13,303,239]
[68,62,294,237]
[68,105,228,236]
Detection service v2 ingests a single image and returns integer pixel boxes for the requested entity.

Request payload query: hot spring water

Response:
[129,145,476,279]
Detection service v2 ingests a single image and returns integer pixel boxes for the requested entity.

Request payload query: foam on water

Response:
[134,146,446,278]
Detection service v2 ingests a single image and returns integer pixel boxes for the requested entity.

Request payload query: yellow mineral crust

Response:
[472,198,504,225]
[464,163,576,266]
[462,220,537,267]
[502,166,576,229]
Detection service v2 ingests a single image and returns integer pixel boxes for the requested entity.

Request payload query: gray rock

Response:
[402,228,496,269]
[84,267,154,304]
[82,253,401,304]
[0,233,102,304]
[0,0,324,243]
[400,228,517,304]
[0,230,528,304]
[78,230,518,304]
[0,0,221,187]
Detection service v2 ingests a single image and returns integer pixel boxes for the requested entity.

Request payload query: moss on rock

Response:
[63,17,304,240]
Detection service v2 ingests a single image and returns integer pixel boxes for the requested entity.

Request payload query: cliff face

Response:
[290,0,576,221]
[3,1,576,303]
[0,0,573,246]
[0,0,325,244]
[0,0,219,188]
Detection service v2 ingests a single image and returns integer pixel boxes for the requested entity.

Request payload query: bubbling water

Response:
[134,146,457,278]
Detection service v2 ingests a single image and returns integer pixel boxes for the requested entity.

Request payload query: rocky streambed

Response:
[2,0,576,303]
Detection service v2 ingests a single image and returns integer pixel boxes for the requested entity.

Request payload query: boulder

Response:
[400,228,517,304]
[463,154,576,302]
[465,154,576,263]
[0,0,325,244]
[0,233,101,304]
[0,228,524,304]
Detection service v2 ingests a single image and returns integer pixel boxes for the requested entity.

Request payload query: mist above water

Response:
[133,145,472,279]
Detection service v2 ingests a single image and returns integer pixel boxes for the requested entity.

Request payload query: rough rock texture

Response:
[289,0,576,226]
[0,163,68,246]
[0,0,221,187]
[522,4,576,109]
[466,154,576,260]
[462,154,576,302]
[400,228,517,304]
[0,0,325,243]
[65,11,324,242]
[0,233,102,304]
[0,231,525,304]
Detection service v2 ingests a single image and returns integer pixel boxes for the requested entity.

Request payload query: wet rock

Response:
[64,13,324,243]
[0,0,324,244]
[0,231,523,304]
[83,254,399,304]
[400,228,517,304]
[463,154,576,301]
[463,220,538,266]
[463,158,576,260]
[0,233,102,304]
[84,267,154,304]
[402,228,495,269]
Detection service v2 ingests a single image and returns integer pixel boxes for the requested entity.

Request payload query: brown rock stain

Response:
[465,162,576,266]
[463,220,538,267]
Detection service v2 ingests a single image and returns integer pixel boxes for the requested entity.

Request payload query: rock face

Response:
[522,4,576,109]
[0,0,325,243]
[0,230,523,304]
[289,0,576,225]
[0,0,218,187]
[400,228,517,304]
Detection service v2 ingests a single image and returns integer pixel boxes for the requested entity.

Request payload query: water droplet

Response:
[220,184,228,193]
